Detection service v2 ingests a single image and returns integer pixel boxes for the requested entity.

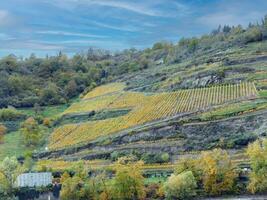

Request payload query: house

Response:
[16,172,52,188]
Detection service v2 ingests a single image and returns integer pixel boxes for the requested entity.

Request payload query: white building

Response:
[16,172,52,187]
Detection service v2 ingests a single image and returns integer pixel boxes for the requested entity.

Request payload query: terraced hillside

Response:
[48,82,258,150]
[33,35,267,163]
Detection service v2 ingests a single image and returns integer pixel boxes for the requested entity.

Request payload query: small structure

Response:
[16,172,52,188]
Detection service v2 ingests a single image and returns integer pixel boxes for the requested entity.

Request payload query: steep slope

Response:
[37,30,267,162]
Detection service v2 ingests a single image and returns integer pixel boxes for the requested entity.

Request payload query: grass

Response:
[144,176,167,184]
[259,90,267,98]
[0,131,26,160]
[19,104,69,119]
[199,99,267,121]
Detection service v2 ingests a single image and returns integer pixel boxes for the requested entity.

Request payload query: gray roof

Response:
[16,172,52,188]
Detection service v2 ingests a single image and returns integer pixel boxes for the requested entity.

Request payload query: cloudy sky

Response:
[0,0,267,57]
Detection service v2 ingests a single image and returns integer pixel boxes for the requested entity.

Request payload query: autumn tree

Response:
[200,148,237,195]
[246,139,267,194]
[112,158,145,200]
[60,163,110,200]
[20,117,42,147]
[164,171,197,200]
[0,125,7,144]
[175,158,202,185]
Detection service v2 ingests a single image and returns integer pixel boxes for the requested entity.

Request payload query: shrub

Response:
[20,117,43,147]
[0,125,7,143]
[246,139,267,194]
[43,118,51,127]
[141,153,170,164]
[0,108,25,121]
[164,171,197,200]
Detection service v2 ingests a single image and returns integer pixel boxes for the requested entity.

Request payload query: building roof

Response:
[16,172,52,188]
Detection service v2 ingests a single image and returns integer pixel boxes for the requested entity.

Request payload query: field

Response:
[0,131,26,160]
[48,82,258,150]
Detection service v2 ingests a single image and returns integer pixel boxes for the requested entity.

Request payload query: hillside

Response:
[0,17,266,199]
[35,39,267,162]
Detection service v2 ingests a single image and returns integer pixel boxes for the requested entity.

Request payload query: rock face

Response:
[38,110,267,160]
[179,74,222,89]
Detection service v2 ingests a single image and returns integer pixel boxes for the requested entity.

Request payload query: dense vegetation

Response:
[1,140,267,200]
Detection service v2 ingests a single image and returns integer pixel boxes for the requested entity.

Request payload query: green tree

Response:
[246,139,267,194]
[112,160,145,200]
[65,80,78,98]
[0,157,21,197]
[40,83,64,105]
[164,171,197,200]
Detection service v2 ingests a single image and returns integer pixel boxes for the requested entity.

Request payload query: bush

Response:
[0,108,25,121]
[0,125,7,143]
[164,171,197,200]
[141,153,170,164]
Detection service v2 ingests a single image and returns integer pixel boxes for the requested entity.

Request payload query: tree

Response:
[0,157,21,197]
[20,117,42,147]
[65,80,78,98]
[164,171,197,200]
[60,176,84,200]
[175,158,202,184]
[23,156,34,172]
[0,125,7,144]
[200,149,237,195]
[246,139,267,194]
[112,159,145,200]
[33,103,41,116]
[40,83,64,105]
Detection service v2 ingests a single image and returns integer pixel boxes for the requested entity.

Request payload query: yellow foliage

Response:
[83,82,125,99]
[200,149,237,195]
[246,139,267,194]
[49,82,258,150]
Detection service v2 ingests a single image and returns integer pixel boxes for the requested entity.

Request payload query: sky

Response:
[0,0,267,57]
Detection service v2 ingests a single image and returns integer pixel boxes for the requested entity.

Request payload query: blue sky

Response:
[0,0,267,57]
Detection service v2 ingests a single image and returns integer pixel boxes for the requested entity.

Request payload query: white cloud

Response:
[0,39,64,51]
[43,0,188,17]
[36,30,108,38]
[91,20,139,32]
[85,0,161,17]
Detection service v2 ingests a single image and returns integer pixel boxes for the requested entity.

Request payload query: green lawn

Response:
[19,104,69,119]
[0,131,26,160]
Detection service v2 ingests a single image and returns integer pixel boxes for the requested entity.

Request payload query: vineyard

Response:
[49,82,258,150]
[83,82,125,99]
